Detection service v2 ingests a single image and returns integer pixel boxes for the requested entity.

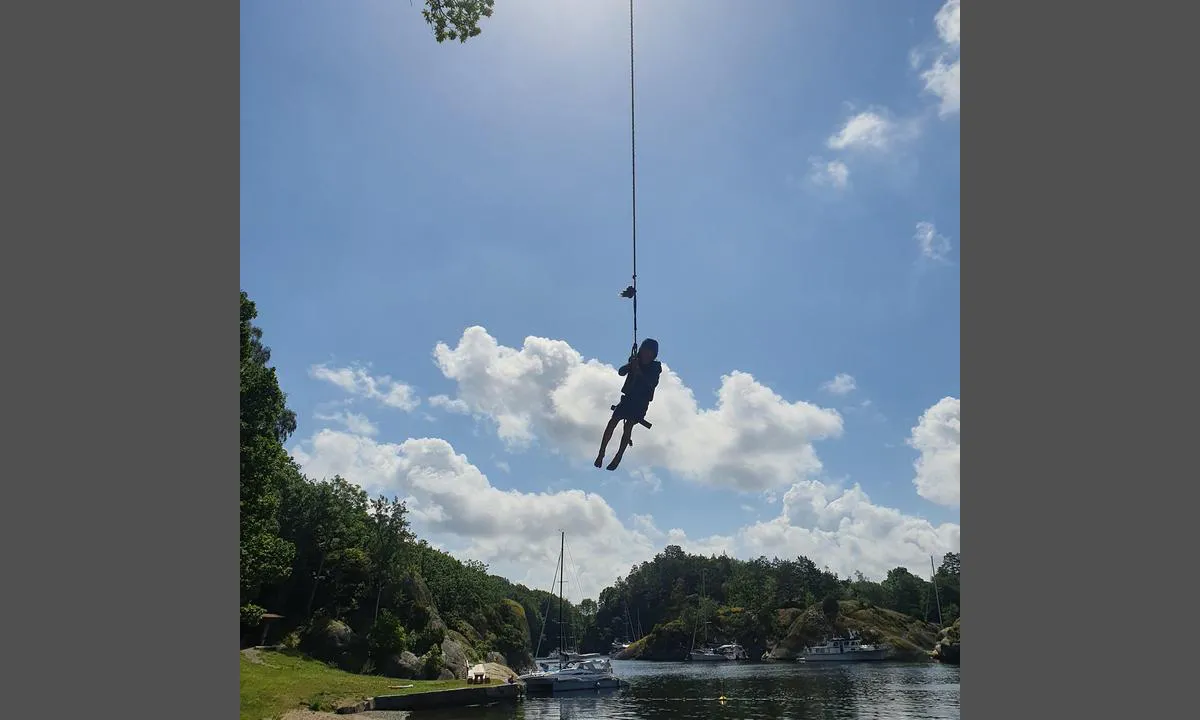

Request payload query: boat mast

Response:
[558,531,566,659]
[929,555,944,626]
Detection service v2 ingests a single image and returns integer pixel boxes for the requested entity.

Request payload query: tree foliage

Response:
[421,0,495,43]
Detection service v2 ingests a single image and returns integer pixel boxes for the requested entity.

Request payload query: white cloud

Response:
[821,373,858,396]
[915,221,953,262]
[314,410,380,437]
[291,429,665,599]
[739,479,959,578]
[628,467,663,493]
[907,397,960,507]
[309,363,420,411]
[919,0,960,116]
[430,394,470,414]
[827,111,908,152]
[290,427,958,589]
[807,157,850,188]
[431,327,844,492]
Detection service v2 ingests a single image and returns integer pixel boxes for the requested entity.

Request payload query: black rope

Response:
[629,0,638,352]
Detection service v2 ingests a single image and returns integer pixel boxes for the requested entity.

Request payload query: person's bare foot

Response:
[594,454,604,469]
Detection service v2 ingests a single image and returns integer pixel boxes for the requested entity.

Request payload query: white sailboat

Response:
[520,532,626,693]
[687,570,747,662]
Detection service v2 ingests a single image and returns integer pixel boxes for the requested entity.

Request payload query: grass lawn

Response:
[240,649,467,720]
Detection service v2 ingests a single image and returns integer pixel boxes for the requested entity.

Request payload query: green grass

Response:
[240,649,467,720]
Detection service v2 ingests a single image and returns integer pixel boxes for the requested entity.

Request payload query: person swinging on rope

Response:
[595,338,661,471]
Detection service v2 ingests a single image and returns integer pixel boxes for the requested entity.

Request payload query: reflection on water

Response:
[372,660,960,720]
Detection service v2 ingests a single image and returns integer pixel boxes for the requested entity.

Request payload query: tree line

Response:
[572,545,960,655]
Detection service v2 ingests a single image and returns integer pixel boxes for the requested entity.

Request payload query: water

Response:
[375,660,960,720]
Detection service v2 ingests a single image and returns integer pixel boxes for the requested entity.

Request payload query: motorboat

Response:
[689,643,748,661]
[520,656,625,693]
[800,631,889,662]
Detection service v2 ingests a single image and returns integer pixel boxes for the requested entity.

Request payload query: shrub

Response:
[821,595,840,620]
[423,644,444,679]
[240,603,267,628]
[368,610,410,667]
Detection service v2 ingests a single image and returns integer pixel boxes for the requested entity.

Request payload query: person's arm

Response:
[645,364,661,392]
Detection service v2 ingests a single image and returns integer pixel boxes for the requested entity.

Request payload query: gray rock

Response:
[485,651,506,666]
[384,650,423,679]
[440,638,470,679]
[300,619,362,671]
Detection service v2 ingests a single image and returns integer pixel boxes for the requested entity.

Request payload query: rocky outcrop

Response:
[769,605,837,660]
[299,618,363,671]
[931,618,960,664]
[769,601,940,662]
[440,636,471,678]
[383,650,423,679]
[496,600,534,672]
[400,573,448,637]
[615,620,691,661]
[294,570,538,680]
[477,661,520,682]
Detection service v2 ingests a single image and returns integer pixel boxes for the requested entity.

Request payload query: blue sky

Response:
[241,0,960,599]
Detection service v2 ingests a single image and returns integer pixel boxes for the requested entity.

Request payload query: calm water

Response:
[375,660,960,720]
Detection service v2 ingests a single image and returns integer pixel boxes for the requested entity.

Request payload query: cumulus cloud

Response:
[314,410,379,436]
[309,363,420,411]
[808,157,851,188]
[908,397,960,507]
[826,110,918,153]
[919,0,960,117]
[290,427,959,592]
[429,394,470,414]
[430,327,844,492]
[915,221,953,262]
[739,479,960,578]
[291,429,664,598]
[821,373,858,396]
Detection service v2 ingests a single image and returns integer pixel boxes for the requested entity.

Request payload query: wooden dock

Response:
[367,684,522,712]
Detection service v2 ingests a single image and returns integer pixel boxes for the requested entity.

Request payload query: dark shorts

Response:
[612,395,650,421]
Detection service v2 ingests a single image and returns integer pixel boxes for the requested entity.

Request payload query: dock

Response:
[337,684,523,713]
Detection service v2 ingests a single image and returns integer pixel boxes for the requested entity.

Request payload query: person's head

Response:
[638,338,659,362]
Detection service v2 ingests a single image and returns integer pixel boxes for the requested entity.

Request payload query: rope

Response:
[629,0,638,351]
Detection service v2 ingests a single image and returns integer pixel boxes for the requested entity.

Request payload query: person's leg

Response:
[595,413,622,468]
[606,420,636,471]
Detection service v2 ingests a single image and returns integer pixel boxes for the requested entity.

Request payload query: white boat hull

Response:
[689,652,734,662]
[523,676,624,693]
[801,648,888,662]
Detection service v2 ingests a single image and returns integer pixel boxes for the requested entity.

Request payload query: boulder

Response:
[931,618,961,664]
[384,651,423,679]
[485,651,507,666]
[440,637,470,679]
[300,619,363,671]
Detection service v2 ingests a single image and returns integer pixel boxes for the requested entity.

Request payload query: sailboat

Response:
[520,532,625,693]
[687,570,748,662]
[609,601,639,656]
